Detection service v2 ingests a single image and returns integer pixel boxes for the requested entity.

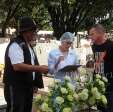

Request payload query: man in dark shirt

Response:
[88,24,113,112]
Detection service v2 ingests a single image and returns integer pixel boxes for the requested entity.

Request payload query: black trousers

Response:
[4,84,33,112]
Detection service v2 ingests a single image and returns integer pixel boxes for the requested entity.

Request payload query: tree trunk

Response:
[1,15,10,38]
[1,0,21,38]
[1,23,7,37]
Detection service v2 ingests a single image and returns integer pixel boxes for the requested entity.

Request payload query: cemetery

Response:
[0,0,113,112]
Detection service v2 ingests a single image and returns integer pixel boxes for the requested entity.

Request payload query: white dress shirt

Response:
[8,42,35,80]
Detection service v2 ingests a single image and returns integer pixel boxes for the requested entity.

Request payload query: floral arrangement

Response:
[33,74,108,112]
[0,64,4,77]
[73,74,108,111]
[0,64,4,71]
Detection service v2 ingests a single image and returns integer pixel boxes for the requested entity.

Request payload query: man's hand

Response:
[98,52,106,62]
[55,56,64,69]
[38,65,48,74]
[94,62,101,73]
[33,87,38,94]
[13,63,48,73]
[58,56,65,62]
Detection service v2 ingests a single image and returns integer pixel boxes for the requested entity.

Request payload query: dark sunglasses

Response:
[66,41,73,45]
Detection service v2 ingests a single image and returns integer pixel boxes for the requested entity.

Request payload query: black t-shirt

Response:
[92,39,113,80]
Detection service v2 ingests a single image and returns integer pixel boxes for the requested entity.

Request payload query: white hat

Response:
[60,32,74,42]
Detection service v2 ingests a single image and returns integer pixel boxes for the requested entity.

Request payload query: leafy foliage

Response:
[0,0,51,37]
[43,0,113,39]
[0,0,113,38]
[34,74,108,112]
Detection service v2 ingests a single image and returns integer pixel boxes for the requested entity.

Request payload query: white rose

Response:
[60,87,68,94]
[79,92,88,101]
[62,107,72,112]
[73,93,79,101]
[96,74,101,79]
[91,87,98,95]
[41,102,49,111]
[101,95,107,105]
[88,96,96,106]
[64,76,71,82]
[98,80,105,87]
[35,94,41,101]
[82,89,88,93]
[67,83,75,91]
[67,95,74,102]
[102,77,108,83]
[55,96,64,105]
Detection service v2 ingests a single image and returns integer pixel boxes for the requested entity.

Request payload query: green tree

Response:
[15,0,51,31]
[0,0,23,37]
[43,0,113,39]
[0,0,51,37]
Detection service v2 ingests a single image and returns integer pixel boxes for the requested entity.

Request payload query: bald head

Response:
[89,24,106,34]
[88,24,107,44]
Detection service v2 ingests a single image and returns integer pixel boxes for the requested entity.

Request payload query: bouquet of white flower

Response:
[33,74,108,112]
[34,76,75,112]
[73,74,108,112]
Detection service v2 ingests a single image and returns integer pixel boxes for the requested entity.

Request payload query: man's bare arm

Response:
[13,63,48,73]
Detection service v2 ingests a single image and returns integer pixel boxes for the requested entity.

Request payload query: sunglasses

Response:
[65,41,73,45]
